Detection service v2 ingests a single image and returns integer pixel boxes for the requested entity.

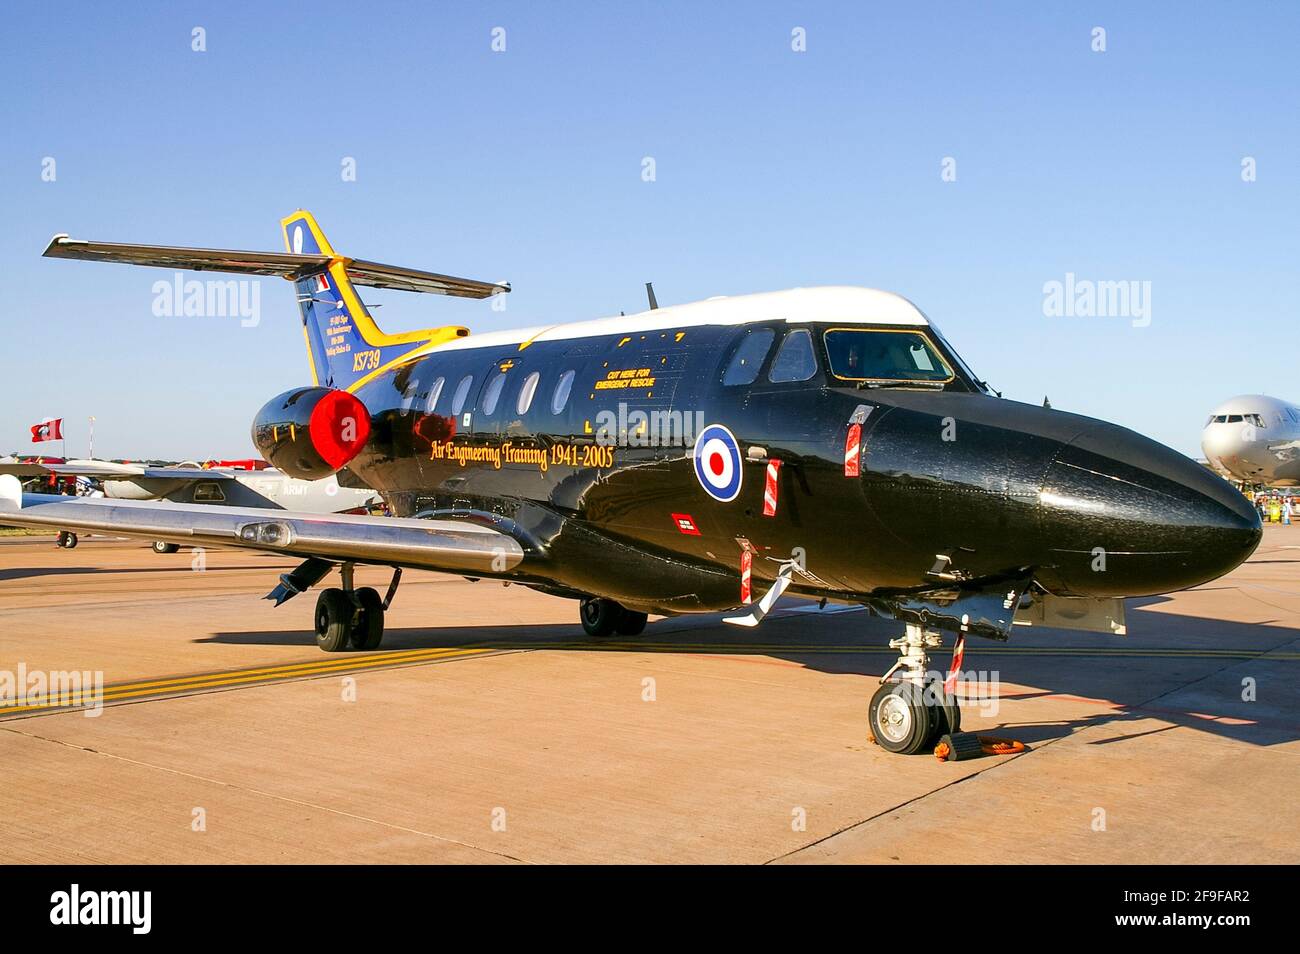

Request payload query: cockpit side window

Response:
[722,328,776,386]
[768,329,818,383]
[194,481,226,502]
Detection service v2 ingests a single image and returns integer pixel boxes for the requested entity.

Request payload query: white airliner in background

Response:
[1201,394,1300,486]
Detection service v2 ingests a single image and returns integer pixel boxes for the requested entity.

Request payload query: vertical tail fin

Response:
[280,210,475,391]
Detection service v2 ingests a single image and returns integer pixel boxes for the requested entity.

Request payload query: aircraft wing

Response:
[0,459,146,479]
[0,460,237,481]
[0,477,522,575]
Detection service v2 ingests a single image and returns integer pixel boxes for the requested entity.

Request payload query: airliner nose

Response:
[1035,422,1261,597]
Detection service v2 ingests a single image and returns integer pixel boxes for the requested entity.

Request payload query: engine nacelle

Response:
[251,387,371,481]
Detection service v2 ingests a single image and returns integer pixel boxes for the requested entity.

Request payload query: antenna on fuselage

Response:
[1043,396,1052,409]
[645,282,658,310]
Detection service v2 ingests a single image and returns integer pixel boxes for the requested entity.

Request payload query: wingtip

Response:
[42,233,71,257]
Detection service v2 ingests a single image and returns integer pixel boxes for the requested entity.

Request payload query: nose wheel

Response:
[868,682,933,754]
[868,621,962,755]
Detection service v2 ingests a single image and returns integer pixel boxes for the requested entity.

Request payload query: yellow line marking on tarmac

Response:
[0,647,491,716]
[100,646,478,693]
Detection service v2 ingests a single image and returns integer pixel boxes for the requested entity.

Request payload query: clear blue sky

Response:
[2,1,1296,459]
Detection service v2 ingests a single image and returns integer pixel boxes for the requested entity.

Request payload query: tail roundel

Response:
[280,210,490,391]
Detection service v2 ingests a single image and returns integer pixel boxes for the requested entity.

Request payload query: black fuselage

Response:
[345,320,1260,616]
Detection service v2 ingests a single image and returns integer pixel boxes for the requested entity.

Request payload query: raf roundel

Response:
[693,424,743,502]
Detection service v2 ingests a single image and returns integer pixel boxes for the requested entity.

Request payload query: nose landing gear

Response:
[868,621,962,755]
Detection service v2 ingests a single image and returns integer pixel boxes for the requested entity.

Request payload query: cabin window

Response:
[552,369,576,413]
[722,328,776,386]
[194,482,226,502]
[425,377,445,413]
[768,329,818,383]
[400,378,421,415]
[822,329,953,383]
[451,375,474,415]
[517,371,541,415]
[482,370,507,415]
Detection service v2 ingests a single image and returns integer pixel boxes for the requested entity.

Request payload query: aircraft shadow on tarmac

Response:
[203,597,1299,751]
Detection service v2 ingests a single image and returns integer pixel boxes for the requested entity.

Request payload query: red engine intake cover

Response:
[251,387,373,480]
[309,389,371,470]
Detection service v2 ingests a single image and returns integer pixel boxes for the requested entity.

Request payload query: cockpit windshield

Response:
[823,329,953,384]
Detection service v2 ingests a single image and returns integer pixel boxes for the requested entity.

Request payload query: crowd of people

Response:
[1247,490,1296,524]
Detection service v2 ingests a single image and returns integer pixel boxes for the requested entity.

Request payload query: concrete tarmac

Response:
[1,529,1296,864]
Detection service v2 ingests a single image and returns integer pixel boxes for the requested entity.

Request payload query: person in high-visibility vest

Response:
[1269,498,1282,523]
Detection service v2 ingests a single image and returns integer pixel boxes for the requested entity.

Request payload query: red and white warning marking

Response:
[844,423,862,477]
[740,548,753,604]
[943,631,966,694]
[672,513,700,535]
[762,459,782,516]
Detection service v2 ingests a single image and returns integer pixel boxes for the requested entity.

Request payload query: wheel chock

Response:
[934,731,986,761]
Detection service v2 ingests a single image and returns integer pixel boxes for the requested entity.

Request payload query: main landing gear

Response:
[868,621,962,755]
[313,563,400,653]
[579,597,648,638]
[56,531,78,549]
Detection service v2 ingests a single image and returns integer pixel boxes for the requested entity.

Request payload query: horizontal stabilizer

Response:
[43,236,509,299]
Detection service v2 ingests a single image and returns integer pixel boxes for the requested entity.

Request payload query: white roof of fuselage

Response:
[424,286,929,356]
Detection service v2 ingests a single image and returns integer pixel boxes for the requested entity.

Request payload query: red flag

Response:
[31,419,64,443]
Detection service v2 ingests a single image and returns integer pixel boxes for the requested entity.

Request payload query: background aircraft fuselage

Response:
[1201,394,1300,487]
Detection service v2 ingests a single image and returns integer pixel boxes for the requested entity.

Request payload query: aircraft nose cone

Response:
[1036,422,1261,597]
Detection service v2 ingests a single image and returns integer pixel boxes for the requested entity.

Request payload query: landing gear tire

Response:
[56,532,78,549]
[314,588,353,653]
[616,610,648,636]
[868,682,934,755]
[350,586,385,651]
[580,598,623,638]
[152,541,180,554]
[928,683,962,741]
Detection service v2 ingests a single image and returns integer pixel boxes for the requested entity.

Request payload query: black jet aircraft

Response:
[0,211,1261,754]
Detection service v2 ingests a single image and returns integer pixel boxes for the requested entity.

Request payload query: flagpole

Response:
[89,415,95,460]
